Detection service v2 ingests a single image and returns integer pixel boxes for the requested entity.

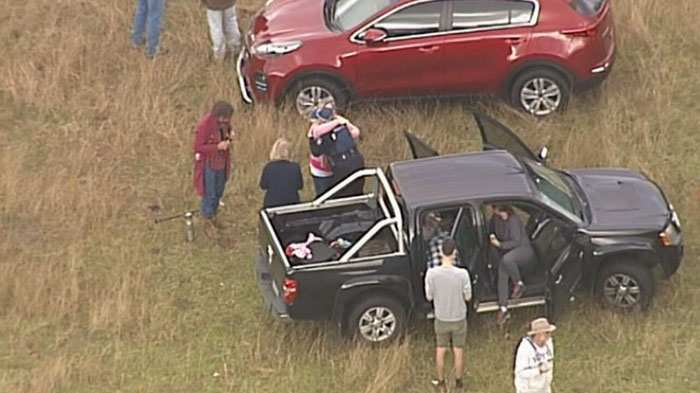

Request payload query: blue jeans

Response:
[201,164,226,219]
[131,0,165,56]
[312,175,334,198]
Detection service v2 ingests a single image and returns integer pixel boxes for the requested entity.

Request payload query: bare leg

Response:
[436,347,447,381]
[452,347,463,379]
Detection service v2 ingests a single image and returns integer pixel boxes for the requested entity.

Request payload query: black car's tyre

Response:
[510,68,571,117]
[596,261,655,311]
[288,76,349,117]
[347,295,406,344]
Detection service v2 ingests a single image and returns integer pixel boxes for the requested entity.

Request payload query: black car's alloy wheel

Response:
[348,296,406,344]
[596,261,655,311]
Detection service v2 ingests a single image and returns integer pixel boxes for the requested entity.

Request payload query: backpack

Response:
[512,336,538,377]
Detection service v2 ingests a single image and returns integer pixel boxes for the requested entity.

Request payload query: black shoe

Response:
[455,378,465,390]
[430,379,445,389]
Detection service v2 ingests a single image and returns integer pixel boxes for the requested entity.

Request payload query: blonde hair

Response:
[270,138,292,161]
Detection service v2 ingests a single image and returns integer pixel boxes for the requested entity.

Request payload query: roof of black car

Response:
[389,150,535,209]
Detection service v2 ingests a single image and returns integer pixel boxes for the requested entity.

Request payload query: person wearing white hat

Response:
[514,317,556,393]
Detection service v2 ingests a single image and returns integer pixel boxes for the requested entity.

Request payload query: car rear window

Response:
[568,0,605,16]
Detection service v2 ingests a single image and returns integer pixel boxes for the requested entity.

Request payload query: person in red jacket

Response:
[193,101,234,238]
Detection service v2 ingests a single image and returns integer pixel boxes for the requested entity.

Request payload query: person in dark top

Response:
[489,204,534,325]
[260,138,303,208]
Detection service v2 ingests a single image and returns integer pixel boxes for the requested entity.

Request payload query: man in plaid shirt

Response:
[424,213,460,269]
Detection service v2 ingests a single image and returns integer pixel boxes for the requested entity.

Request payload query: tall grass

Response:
[0,0,699,392]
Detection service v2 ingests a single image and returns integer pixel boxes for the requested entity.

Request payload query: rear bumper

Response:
[254,253,291,321]
[659,243,683,277]
[576,44,616,90]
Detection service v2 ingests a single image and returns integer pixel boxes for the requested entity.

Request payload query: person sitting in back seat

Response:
[424,213,460,270]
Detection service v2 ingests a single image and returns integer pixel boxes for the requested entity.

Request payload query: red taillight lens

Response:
[283,278,298,305]
[562,26,597,37]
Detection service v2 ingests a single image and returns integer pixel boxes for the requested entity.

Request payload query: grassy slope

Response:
[0,0,699,392]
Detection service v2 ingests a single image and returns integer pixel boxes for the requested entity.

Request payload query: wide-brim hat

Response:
[528,317,556,335]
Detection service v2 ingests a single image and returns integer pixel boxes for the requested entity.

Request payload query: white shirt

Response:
[514,337,554,393]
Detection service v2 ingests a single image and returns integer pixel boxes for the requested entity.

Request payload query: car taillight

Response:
[659,223,681,246]
[562,26,597,37]
[283,278,298,305]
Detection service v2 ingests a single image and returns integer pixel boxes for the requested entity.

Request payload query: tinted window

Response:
[374,1,443,38]
[334,0,400,31]
[451,0,534,29]
[569,0,605,16]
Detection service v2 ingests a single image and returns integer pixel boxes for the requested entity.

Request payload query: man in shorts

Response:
[425,237,472,390]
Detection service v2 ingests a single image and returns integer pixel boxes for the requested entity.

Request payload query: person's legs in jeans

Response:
[312,175,333,198]
[131,0,148,47]
[207,9,225,59]
[498,248,532,308]
[223,6,241,52]
[214,167,226,215]
[201,164,219,219]
[145,0,165,56]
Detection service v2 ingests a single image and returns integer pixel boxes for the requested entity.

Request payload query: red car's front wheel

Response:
[289,77,349,117]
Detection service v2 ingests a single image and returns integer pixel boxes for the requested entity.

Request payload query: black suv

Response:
[254,113,683,343]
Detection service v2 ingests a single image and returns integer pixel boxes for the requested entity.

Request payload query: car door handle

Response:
[418,45,439,53]
[505,37,525,44]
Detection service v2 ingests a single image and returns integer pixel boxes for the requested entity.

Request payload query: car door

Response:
[545,229,585,322]
[440,0,536,94]
[348,0,449,98]
[473,112,541,162]
[404,130,440,158]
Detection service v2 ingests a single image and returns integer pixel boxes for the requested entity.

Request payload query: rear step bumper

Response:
[255,253,291,322]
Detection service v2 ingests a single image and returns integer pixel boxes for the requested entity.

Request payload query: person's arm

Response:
[259,163,270,190]
[309,134,326,157]
[515,340,541,379]
[424,271,434,302]
[336,116,360,138]
[194,121,224,154]
[462,270,472,302]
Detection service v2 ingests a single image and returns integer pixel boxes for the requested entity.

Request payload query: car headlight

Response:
[659,222,682,246]
[253,41,302,56]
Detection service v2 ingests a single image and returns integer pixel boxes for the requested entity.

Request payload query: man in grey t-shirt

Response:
[425,237,472,390]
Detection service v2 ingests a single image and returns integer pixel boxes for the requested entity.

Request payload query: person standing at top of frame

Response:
[131,0,166,58]
[201,0,241,60]
[193,101,235,239]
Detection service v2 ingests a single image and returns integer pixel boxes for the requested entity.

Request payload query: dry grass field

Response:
[1,0,699,392]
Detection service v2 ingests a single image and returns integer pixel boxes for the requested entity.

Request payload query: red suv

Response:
[237,0,615,117]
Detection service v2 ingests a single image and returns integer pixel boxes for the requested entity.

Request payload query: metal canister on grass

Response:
[185,212,195,242]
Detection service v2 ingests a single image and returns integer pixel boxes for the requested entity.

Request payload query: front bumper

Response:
[254,253,291,321]
[659,243,683,277]
[236,49,254,104]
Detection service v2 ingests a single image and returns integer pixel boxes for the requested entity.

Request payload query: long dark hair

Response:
[493,204,515,216]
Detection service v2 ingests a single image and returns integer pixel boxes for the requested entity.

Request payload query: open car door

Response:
[545,240,584,322]
[404,131,439,159]
[473,112,542,163]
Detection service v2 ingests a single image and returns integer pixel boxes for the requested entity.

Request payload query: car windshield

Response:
[332,0,399,31]
[523,159,583,223]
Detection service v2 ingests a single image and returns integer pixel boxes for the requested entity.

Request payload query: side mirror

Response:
[538,146,549,163]
[361,28,387,45]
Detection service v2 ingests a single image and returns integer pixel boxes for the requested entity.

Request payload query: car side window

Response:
[373,1,443,39]
[450,0,535,30]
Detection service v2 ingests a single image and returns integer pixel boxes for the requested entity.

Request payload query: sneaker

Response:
[455,378,464,390]
[219,200,225,207]
[496,310,510,326]
[511,282,525,299]
[430,379,445,389]
[201,218,220,239]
